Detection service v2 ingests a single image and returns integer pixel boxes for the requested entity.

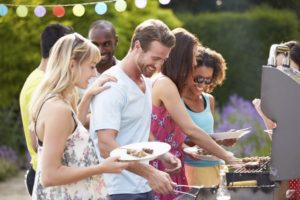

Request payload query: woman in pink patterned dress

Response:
[150,28,239,200]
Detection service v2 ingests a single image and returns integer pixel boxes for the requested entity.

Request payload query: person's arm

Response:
[252,98,277,129]
[98,129,174,194]
[40,102,128,187]
[153,77,235,163]
[77,75,117,125]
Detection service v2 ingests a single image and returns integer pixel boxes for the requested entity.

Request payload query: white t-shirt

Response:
[90,65,152,195]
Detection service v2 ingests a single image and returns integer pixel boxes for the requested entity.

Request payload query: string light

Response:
[3,1,116,8]
[0,1,171,17]
[135,0,147,9]
[16,5,28,17]
[114,0,127,12]
[158,0,171,5]
[73,4,85,17]
[34,6,46,17]
[95,2,108,15]
[0,4,8,16]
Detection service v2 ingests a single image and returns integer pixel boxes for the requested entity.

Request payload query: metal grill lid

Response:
[261,66,300,181]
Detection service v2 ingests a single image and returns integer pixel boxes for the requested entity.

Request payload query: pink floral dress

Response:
[150,104,188,200]
[32,115,107,200]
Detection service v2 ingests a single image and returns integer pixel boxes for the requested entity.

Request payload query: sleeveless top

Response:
[183,93,221,167]
[32,96,106,200]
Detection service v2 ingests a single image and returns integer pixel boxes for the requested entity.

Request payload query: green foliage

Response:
[0,99,25,157]
[0,158,19,181]
[180,6,300,106]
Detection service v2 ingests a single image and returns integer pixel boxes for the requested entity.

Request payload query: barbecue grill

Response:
[176,44,300,200]
[226,158,273,187]
[175,158,278,200]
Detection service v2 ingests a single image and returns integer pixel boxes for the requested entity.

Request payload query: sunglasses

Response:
[72,33,84,50]
[193,76,212,85]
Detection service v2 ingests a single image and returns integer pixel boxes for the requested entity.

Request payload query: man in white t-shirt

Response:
[90,19,180,200]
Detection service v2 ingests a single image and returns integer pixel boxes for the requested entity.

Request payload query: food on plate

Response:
[126,148,153,158]
[142,148,154,154]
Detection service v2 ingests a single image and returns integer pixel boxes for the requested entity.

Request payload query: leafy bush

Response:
[215,95,271,157]
[180,6,300,106]
[0,100,25,156]
[0,146,19,181]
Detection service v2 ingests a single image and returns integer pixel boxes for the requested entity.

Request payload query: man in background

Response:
[78,20,119,128]
[88,20,119,74]
[19,23,73,196]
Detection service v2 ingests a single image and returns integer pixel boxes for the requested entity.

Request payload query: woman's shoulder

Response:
[43,98,72,119]
[202,93,215,111]
[152,74,175,88]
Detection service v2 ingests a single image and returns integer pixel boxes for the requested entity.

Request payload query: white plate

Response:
[183,146,222,161]
[211,128,251,140]
[110,141,171,161]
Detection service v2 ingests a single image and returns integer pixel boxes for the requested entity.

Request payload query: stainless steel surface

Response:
[261,66,300,181]
[175,186,277,200]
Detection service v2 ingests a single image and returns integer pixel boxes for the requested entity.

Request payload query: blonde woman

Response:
[29,33,129,199]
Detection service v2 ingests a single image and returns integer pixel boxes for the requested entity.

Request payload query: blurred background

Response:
[0,0,299,182]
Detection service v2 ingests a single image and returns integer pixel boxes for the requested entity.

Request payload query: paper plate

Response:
[110,141,171,161]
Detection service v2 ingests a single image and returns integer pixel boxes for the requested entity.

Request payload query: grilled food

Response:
[126,148,153,158]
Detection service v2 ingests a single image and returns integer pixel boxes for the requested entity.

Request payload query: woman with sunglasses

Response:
[29,33,129,200]
[150,28,240,200]
[181,47,234,187]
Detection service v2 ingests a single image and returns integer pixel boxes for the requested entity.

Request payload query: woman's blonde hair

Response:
[30,33,100,124]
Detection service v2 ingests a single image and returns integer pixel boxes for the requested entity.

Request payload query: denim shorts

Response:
[108,191,154,200]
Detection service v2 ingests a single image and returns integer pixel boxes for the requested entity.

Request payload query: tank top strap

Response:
[34,95,56,139]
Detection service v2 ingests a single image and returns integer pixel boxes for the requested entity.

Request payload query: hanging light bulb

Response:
[34,6,46,17]
[216,0,223,6]
[16,5,28,17]
[52,5,65,18]
[73,4,85,17]
[158,0,171,5]
[115,0,127,12]
[135,0,147,9]
[0,4,8,16]
[95,2,107,15]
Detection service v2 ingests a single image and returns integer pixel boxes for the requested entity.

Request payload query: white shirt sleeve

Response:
[90,82,126,133]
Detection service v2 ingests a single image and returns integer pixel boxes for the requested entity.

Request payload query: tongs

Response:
[175,184,203,189]
[173,184,204,198]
